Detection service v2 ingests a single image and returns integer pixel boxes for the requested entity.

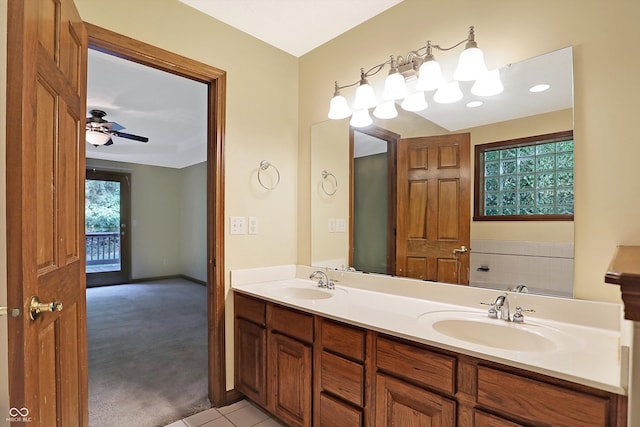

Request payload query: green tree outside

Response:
[85,179,120,232]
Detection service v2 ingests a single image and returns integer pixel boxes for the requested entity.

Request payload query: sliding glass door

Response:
[86,169,131,286]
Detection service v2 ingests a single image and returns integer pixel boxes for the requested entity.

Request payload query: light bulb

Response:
[433,81,463,104]
[352,82,377,110]
[454,47,488,81]
[416,59,445,91]
[350,109,373,128]
[401,92,428,112]
[373,101,398,119]
[328,94,352,119]
[86,130,111,146]
[382,72,408,101]
[471,69,504,97]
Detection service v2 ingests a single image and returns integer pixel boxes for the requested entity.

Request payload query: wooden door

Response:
[235,318,267,406]
[374,373,456,426]
[396,134,470,284]
[269,332,312,427]
[6,0,88,425]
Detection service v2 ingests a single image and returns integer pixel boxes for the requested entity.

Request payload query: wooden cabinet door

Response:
[7,0,88,424]
[396,134,470,284]
[269,332,312,427]
[235,318,267,406]
[375,373,455,427]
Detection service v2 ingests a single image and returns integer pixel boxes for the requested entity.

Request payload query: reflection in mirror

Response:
[311,47,574,297]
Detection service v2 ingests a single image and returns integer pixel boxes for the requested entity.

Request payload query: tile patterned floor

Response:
[164,399,284,427]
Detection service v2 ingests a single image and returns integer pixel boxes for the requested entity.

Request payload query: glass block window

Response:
[474,131,574,221]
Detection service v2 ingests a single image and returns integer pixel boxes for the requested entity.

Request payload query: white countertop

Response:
[231,265,630,395]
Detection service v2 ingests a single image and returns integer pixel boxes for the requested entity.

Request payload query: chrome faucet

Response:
[513,284,529,293]
[494,293,510,321]
[309,270,335,289]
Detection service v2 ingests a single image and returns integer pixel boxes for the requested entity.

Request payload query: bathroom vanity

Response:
[232,265,629,427]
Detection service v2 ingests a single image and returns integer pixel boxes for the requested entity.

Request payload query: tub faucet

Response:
[310,270,334,289]
[494,293,510,321]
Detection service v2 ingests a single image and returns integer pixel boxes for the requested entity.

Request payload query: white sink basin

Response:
[419,311,563,353]
[264,280,347,301]
[431,318,556,352]
[279,287,335,300]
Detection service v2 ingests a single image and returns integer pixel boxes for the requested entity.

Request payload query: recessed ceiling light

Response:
[466,101,483,108]
[529,84,550,93]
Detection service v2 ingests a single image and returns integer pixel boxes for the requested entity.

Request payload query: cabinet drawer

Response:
[376,336,456,395]
[320,320,365,361]
[320,351,364,407]
[268,304,314,343]
[234,293,266,326]
[477,366,610,427]
[319,393,362,427]
[474,410,524,427]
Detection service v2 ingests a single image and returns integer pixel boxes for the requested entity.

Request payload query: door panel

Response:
[7,0,88,424]
[396,134,470,284]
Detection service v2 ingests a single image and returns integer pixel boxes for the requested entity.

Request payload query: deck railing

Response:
[86,232,120,265]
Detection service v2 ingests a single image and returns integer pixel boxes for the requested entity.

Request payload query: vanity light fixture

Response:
[327,26,501,127]
[466,101,483,108]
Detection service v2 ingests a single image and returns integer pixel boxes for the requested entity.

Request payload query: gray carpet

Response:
[87,279,211,427]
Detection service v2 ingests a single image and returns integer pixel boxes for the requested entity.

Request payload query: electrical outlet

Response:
[248,216,258,235]
[230,216,246,235]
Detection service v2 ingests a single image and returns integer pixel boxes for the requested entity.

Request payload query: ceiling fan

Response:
[86,109,149,146]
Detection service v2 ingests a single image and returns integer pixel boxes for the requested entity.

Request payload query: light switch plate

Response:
[230,216,246,235]
[336,218,346,233]
[248,216,258,235]
[328,218,336,233]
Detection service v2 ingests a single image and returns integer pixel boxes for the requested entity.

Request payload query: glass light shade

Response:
[86,131,111,146]
[416,59,445,91]
[352,83,377,110]
[382,72,408,101]
[401,91,428,112]
[373,101,398,119]
[433,81,464,104]
[471,69,504,97]
[453,47,488,81]
[327,94,352,119]
[350,109,373,128]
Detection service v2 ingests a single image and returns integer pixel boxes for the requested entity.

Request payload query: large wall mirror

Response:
[311,47,575,297]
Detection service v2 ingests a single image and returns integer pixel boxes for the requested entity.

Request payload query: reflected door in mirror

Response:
[396,134,471,284]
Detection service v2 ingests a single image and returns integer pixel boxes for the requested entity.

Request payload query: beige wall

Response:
[299,0,640,302]
[180,162,208,282]
[86,159,208,281]
[73,0,300,390]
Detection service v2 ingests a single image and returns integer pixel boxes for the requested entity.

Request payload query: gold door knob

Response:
[452,245,470,255]
[29,296,63,320]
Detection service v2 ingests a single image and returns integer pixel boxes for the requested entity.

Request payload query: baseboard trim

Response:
[220,389,244,408]
[129,274,207,286]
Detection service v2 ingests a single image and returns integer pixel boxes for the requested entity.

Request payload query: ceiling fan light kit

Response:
[328,26,504,127]
[85,109,149,147]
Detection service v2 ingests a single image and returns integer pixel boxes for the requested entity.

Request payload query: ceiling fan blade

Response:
[104,139,114,146]
[104,121,125,132]
[113,131,149,143]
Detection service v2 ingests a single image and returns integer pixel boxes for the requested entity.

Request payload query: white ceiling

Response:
[178,0,405,57]
[86,49,208,169]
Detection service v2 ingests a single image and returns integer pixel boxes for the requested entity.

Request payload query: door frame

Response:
[85,169,132,287]
[349,125,399,275]
[85,24,228,406]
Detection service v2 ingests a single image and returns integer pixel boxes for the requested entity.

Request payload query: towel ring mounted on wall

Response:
[321,170,338,196]
[258,160,280,190]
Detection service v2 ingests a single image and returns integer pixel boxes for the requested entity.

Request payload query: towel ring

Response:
[321,170,338,196]
[258,160,280,190]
